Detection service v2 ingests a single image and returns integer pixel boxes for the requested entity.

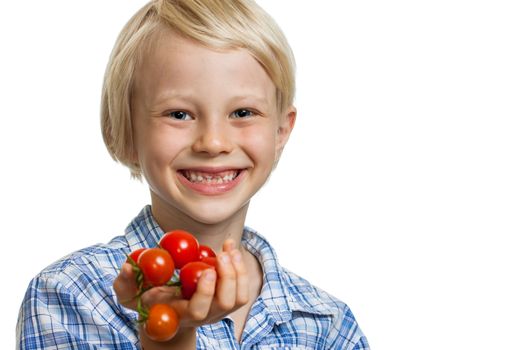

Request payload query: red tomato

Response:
[144,304,179,342]
[128,248,147,264]
[198,245,216,260]
[159,230,200,269]
[137,248,175,287]
[179,261,215,299]
[201,257,218,269]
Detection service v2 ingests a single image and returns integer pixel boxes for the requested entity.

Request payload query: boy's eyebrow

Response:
[152,91,191,106]
[153,91,271,107]
[228,94,271,106]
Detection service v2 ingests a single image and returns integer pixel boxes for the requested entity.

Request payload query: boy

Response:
[17,0,369,349]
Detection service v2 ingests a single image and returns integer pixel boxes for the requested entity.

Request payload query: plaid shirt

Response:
[17,206,369,349]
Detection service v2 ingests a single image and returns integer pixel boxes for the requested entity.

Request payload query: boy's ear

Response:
[275,105,296,162]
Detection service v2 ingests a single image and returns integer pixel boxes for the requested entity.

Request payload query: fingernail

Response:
[233,250,242,263]
[205,270,216,281]
[220,254,230,264]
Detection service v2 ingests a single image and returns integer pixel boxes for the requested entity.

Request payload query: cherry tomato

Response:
[144,303,179,342]
[201,256,218,269]
[159,230,200,269]
[198,245,216,260]
[179,261,215,299]
[137,248,175,286]
[128,248,147,263]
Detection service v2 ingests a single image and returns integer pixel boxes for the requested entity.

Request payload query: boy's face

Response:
[131,30,295,227]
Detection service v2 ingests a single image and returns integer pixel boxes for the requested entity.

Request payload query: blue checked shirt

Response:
[17,205,369,349]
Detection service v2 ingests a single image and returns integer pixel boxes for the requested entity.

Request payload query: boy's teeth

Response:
[183,170,239,184]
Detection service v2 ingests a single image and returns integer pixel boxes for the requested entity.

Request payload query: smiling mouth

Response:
[180,169,241,184]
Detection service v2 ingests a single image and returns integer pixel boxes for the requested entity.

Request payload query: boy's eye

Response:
[231,109,254,119]
[168,111,191,120]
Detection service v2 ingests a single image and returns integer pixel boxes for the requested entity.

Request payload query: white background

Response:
[1,1,524,349]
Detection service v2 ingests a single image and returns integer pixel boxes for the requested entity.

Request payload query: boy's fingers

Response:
[231,249,249,305]
[186,269,216,321]
[114,241,248,325]
[141,285,180,308]
[222,239,236,252]
[214,252,237,311]
[113,263,138,309]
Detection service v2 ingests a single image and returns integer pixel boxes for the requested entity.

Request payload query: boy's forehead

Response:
[135,30,277,107]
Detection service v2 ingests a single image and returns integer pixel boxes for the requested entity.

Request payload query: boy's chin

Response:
[183,202,249,226]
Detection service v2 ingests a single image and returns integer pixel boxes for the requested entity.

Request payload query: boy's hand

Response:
[113,239,249,345]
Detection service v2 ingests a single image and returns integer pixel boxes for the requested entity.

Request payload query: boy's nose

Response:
[191,120,234,156]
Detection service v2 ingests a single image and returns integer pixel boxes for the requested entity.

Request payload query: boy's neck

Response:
[150,196,250,253]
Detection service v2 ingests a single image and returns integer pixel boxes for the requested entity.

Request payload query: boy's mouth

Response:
[180,169,241,184]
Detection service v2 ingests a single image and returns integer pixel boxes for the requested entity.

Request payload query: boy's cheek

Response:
[240,123,276,146]
[136,127,189,162]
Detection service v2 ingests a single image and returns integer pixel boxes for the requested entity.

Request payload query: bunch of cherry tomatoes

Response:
[126,230,217,342]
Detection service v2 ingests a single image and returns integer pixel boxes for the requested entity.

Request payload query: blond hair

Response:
[101,0,296,179]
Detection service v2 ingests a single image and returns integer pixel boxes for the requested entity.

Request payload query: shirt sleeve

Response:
[326,304,370,349]
[16,273,139,350]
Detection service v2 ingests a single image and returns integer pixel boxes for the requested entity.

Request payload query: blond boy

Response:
[17,0,369,349]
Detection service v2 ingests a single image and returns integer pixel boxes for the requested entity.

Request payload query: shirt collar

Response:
[124,205,165,250]
[241,227,337,323]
